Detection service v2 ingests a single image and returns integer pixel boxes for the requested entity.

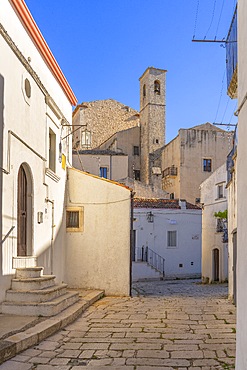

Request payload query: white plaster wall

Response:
[65,168,131,296]
[236,1,247,368]
[133,207,202,279]
[227,160,237,302]
[0,0,72,121]
[200,164,228,283]
[0,1,73,302]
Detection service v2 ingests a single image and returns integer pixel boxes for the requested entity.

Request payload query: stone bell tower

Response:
[139,67,167,185]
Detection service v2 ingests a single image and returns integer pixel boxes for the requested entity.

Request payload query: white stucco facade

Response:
[0,0,76,302]
[65,168,131,296]
[236,1,247,368]
[133,199,202,280]
[200,164,228,284]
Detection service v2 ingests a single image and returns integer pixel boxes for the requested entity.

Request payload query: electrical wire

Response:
[215,0,225,39]
[214,70,226,123]
[220,98,230,124]
[204,0,217,39]
[193,0,200,39]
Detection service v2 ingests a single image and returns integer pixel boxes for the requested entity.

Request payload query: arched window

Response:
[143,84,146,97]
[154,80,160,95]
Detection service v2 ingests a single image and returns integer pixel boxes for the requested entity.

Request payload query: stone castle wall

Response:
[72,99,140,149]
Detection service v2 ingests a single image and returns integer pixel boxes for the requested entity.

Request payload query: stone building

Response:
[72,99,140,150]
[72,67,167,189]
[161,123,233,204]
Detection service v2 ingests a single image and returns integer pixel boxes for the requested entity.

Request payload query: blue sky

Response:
[25,0,237,143]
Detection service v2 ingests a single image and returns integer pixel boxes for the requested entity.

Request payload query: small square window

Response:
[179,263,183,268]
[100,167,107,178]
[203,158,212,172]
[66,207,84,232]
[133,146,140,156]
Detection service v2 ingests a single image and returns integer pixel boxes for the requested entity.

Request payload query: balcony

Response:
[162,165,177,178]
[226,6,237,99]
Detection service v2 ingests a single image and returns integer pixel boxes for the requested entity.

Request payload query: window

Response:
[143,84,146,97]
[216,218,224,233]
[24,78,31,98]
[81,130,91,148]
[100,167,107,178]
[49,128,56,172]
[167,230,177,247]
[154,80,160,94]
[133,146,140,156]
[203,158,212,172]
[218,184,224,199]
[170,193,175,199]
[134,170,141,181]
[66,207,84,232]
[67,211,79,228]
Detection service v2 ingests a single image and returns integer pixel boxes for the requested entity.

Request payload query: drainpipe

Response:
[45,198,55,274]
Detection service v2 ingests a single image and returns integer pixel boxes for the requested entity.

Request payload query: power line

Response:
[215,0,225,39]
[214,70,226,123]
[204,0,217,39]
[193,0,200,40]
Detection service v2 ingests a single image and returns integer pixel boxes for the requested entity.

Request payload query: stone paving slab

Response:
[0,279,236,369]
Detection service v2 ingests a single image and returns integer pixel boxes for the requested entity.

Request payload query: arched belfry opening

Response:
[17,163,33,256]
[154,80,160,94]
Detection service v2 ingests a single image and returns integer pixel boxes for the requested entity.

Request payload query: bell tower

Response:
[139,67,167,184]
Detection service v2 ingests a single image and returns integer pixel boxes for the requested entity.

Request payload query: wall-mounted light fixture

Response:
[147,211,154,223]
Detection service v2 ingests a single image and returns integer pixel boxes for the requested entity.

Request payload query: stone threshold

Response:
[0,289,104,364]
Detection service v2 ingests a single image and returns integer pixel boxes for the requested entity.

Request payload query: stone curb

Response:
[0,290,104,364]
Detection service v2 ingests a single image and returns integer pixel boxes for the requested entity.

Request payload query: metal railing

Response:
[162,166,177,178]
[136,246,165,278]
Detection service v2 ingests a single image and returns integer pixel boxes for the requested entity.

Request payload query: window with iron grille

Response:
[66,207,84,232]
[167,230,177,247]
[216,218,224,233]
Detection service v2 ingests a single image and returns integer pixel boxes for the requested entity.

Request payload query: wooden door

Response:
[213,248,219,281]
[17,165,27,256]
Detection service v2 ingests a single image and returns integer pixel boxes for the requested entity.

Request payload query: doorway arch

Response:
[17,163,33,256]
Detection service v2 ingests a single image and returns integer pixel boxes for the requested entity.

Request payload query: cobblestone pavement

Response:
[0,279,236,369]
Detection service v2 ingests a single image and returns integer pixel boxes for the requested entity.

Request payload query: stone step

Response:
[5,283,68,303]
[15,267,43,279]
[11,275,56,291]
[2,291,79,316]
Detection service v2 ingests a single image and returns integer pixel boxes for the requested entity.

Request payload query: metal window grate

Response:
[66,211,79,228]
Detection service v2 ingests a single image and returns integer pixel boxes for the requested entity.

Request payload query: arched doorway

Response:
[213,248,220,282]
[17,164,32,256]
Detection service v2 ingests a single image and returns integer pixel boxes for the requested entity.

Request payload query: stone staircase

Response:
[1,267,79,316]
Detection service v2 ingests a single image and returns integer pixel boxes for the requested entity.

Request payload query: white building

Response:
[132,198,202,281]
[0,0,131,311]
[0,0,77,301]
[235,1,247,367]
[200,164,228,284]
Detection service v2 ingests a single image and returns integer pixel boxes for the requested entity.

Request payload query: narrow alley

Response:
[0,279,236,369]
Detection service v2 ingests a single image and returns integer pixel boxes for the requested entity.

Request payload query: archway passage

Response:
[17,165,27,256]
[213,248,220,282]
